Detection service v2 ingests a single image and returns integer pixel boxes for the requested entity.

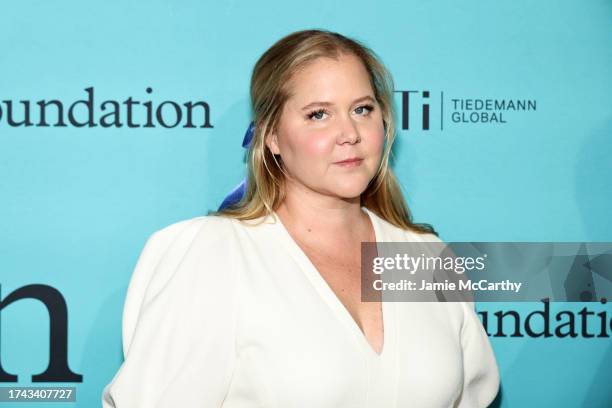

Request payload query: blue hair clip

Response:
[242,121,255,148]
[218,121,255,210]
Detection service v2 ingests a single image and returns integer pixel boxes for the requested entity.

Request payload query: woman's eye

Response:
[354,104,374,116]
[306,104,374,121]
[307,109,328,121]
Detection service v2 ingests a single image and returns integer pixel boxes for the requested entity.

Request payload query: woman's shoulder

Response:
[402,227,442,244]
[147,213,239,245]
[367,209,442,244]
[120,214,241,360]
[128,214,240,313]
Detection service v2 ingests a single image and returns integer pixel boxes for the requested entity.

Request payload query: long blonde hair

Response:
[211,29,436,235]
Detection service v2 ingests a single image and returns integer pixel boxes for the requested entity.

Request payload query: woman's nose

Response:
[337,116,361,144]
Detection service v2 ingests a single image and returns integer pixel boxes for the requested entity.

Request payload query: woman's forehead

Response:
[284,55,374,108]
[290,54,368,85]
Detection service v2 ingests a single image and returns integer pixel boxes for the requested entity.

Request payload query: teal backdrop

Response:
[1,0,610,407]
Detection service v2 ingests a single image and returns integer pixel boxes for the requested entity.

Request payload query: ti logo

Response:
[394,90,432,131]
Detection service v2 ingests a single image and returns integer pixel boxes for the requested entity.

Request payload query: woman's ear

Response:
[265,133,281,155]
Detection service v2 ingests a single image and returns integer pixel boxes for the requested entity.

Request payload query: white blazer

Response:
[102,207,500,407]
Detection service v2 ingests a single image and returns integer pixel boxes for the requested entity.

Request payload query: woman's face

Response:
[266,53,385,201]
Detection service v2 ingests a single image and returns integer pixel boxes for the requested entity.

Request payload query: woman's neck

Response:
[274,183,371,243]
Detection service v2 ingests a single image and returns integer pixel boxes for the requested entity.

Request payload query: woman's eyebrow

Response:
[300,95,375,111]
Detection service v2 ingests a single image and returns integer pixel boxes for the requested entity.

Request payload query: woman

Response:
[102,29,499,407]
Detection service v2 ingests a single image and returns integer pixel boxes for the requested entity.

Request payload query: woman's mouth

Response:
[334,157,364,167]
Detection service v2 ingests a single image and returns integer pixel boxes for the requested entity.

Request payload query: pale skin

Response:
[265,52,386,354]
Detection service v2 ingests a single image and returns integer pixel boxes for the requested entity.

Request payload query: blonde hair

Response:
[211,29,436,235]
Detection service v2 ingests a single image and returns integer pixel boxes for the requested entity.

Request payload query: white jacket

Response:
[102,207,499,407]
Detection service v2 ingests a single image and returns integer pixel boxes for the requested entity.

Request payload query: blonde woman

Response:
[102,29,499,407]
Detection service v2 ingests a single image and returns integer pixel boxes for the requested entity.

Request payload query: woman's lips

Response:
[334,158,364,167]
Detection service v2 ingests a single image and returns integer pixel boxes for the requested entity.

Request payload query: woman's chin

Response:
[328,182,371,199]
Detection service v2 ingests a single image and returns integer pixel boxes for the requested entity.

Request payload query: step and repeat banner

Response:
[1,1,610,407]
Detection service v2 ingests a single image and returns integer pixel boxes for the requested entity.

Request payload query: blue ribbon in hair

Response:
[218,121,255,210]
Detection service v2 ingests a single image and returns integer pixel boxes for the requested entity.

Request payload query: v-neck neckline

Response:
[270,206,394,359]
